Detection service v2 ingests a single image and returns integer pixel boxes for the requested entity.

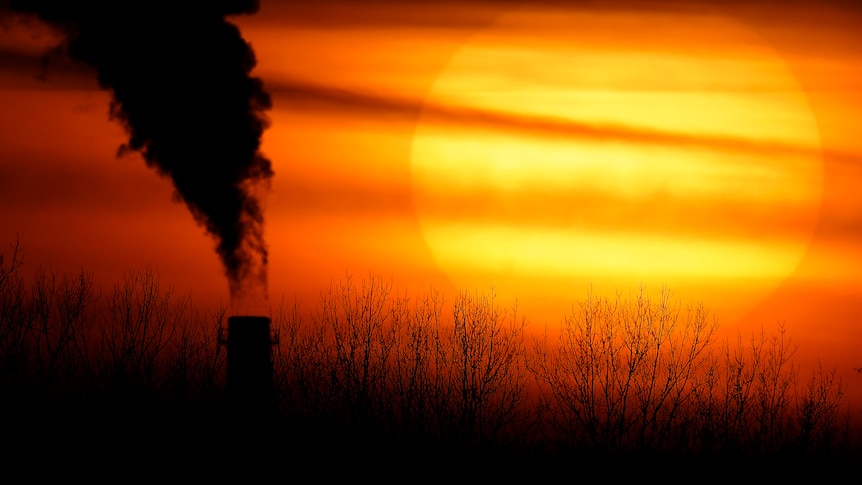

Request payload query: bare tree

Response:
[0,238,30,384]
[272,296,330,428]
[164,304,227,410]
[30,268,97,388]
[795,362,846,454]
[690,324,800,455]
[433,288,529,450]
[387,289,444,445]
[314,275,397,436]
[98,268,187,407]
[530,287,717,454]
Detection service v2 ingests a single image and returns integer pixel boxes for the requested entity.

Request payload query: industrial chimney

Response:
[224,315,275,422]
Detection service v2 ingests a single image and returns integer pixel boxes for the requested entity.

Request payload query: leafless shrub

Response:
[691,324,800,455]
[97,267,187,404]
[272,277,530,452]
[0,238,30,382]
[164,305,227,409]
[530,287,719,453]
[433,288,529,449]
[387,289,444,444]
[795,362,846,453]
[316,275,397,434]
[529,285,856,469]
[30,267,98,389]
[272,296,330,426]
[0,239,97,400]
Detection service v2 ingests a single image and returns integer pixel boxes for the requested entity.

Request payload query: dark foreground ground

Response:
[4,399,860,483]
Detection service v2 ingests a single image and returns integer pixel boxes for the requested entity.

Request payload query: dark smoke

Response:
[0,0,274,302]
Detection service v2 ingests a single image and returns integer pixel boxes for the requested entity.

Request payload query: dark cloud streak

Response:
[271,78,860,166]
[256,0,862,29]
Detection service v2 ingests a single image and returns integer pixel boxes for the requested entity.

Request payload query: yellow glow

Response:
[425,222,803,279]
[410,7,823,321]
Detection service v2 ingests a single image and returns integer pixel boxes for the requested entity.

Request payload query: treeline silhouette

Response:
[1,240,860,478]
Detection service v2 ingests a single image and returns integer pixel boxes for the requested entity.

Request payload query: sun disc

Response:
[410,6,823,324]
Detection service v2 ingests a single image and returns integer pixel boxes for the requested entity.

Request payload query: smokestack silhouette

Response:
[224,315,275,420]
[1,0,274,302]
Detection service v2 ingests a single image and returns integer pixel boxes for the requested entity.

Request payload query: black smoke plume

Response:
[0,0,274,303]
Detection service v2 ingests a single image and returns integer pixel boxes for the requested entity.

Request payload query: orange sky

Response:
[2,0,862,399]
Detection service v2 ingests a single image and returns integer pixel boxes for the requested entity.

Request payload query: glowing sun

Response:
[410,6,823,323]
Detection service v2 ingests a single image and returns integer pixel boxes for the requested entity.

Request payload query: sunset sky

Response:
[2,0,862,398]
